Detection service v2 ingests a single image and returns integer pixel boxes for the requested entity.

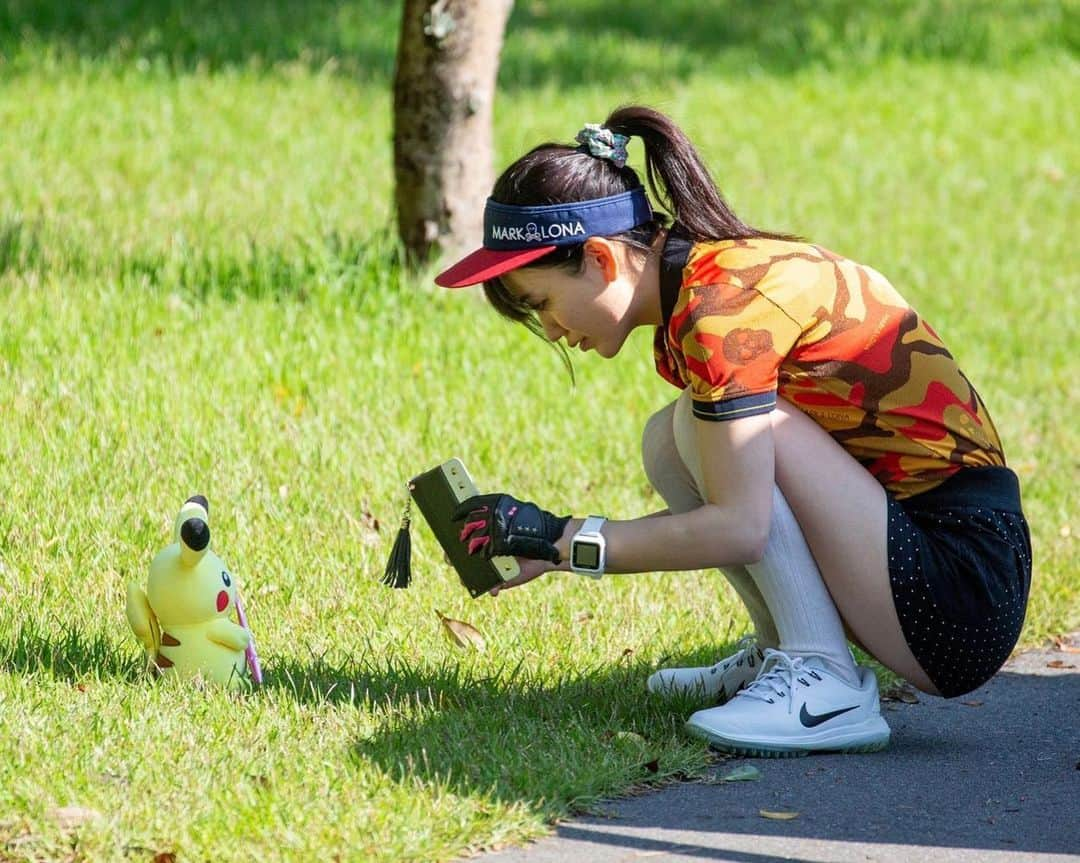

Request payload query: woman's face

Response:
[501,242,641,359]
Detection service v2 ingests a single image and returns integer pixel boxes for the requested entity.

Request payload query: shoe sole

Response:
[685,717,890,758]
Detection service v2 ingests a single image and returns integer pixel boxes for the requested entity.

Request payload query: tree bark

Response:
[393,0,513,262]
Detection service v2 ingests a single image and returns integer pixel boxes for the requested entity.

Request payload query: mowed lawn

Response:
[0,2,1076,860]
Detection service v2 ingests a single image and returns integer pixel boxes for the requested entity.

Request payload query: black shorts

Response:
[886,467,1032,698]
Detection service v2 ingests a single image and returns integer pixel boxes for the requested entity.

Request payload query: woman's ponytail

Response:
[605,105,793,242]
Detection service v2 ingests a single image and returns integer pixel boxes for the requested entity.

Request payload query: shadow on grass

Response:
[0,618,709,820]
[1,0,1069,86]
[350,663,1080,857]
[500,0,1071,88]
[0,215,409,304]
[0,622,144,682]
[273,648,708,822]
[6,621,1077,856]
[0,0,400,80]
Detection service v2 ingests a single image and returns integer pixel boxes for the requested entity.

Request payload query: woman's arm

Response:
[641,508,672,518]
[494,413,776,592]
[565,412,774,571]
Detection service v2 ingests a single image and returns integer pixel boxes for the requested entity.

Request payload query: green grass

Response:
[1,1,1078,860]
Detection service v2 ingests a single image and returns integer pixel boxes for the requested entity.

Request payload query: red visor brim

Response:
[434,245,557,288]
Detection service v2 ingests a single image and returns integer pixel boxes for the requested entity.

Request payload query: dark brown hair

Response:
[482,105,795,351]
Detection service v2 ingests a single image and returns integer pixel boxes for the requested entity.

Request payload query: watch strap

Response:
[579,515,607,535]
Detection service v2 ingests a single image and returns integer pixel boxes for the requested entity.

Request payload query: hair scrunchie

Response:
[574,124,630,169]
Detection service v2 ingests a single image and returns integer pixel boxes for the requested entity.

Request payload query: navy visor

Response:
[436,187,653,287]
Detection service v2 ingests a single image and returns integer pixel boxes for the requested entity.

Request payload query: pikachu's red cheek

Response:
[216,591,229,612]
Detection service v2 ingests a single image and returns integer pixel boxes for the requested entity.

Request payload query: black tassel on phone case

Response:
[381,496,412,589]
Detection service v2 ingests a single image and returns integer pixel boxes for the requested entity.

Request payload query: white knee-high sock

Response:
[669,392,859,686]
[642,399,779,649]
[747,488,859,685]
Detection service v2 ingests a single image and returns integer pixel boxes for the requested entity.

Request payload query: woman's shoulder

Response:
[685,237,847,290]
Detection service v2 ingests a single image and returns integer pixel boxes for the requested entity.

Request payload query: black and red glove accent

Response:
[452,493,570,564]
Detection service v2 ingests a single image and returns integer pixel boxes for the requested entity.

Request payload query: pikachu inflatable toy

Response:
[126,495,262,688]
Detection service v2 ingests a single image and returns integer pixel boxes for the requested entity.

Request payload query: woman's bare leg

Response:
[770,399,939,694]
[642,398,779,648]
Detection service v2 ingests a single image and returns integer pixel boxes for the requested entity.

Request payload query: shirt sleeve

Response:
[674,282,802,422]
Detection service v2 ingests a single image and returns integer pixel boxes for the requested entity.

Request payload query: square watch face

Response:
[572,541,600,570]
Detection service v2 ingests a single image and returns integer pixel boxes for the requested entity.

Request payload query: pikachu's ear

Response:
[179,517,210,568]
[186,494,209,512]
[173,495,210,542]
[173,495,211,567]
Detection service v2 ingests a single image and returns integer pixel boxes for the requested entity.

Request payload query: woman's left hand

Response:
[453,492,570,562]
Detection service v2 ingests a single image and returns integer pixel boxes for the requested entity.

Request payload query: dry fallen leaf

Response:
[352,499,381,534]
[153,853,178,863]
[606,732,656,771]
[613,731,648,747]
[1047,660,1076,669]
[4,833,40,849]
[1051,635,1080,654]
[881,684,920,704]
[344,504,382,547]
[48,806,101,829]
[435,609,486,652]
[716,764,762,783]
[760,809,799,820]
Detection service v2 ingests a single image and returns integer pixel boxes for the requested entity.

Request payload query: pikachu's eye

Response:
[221,570,232,587]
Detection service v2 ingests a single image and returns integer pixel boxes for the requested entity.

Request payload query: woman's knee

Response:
[641,400,678,488]
[641,399,703,512]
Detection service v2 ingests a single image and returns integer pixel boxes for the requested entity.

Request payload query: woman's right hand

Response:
[489,556,561,596]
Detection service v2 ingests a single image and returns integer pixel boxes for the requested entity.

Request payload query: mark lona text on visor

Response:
[491,221,586,243]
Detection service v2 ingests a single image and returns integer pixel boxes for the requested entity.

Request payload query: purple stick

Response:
[235,592,263,685]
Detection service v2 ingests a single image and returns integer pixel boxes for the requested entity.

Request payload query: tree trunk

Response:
[393,0,513,263]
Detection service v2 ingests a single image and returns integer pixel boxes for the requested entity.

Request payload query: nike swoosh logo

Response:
[799,703,859,727]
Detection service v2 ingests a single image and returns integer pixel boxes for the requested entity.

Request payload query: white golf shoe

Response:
[684,648,891,757]
[646,636,765,703]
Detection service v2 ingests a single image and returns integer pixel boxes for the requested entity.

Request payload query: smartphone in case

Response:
[408,458,519,598]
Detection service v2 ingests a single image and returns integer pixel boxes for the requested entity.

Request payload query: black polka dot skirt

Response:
[886,467,1032,698]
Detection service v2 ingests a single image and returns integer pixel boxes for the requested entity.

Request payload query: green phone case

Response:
[408,459,519,598]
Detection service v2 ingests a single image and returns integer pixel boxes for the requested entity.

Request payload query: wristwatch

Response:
[570,515,607,578]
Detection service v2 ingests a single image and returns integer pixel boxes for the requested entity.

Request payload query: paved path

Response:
[475,638,1080,863]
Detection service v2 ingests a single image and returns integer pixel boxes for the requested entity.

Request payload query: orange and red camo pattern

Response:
[653,238,1005,499]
